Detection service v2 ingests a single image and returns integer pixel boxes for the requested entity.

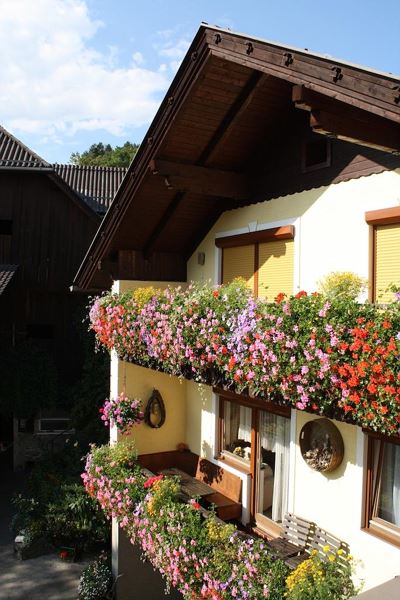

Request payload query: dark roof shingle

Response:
[53,164,127,214]
[0,126,49,168]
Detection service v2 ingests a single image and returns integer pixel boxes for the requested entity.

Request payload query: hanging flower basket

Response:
[99,393,144,434]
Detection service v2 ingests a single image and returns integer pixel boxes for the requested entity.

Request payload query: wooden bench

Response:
[138,451,242,521]
[195,458,242,521]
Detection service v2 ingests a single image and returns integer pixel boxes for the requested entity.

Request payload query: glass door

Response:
[255,410,290,528]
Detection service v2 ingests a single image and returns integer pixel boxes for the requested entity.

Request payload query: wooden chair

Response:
[266,513,314,561]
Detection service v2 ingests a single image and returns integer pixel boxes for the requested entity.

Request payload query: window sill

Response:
[361,524,400,549]
[217,453,251,475]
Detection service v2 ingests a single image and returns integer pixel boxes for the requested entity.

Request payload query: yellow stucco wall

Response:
[187,168,400,295]
[122,362,187,455]
[111,280,187,455]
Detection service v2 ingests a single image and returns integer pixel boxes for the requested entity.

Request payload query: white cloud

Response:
[154,30,191,72]
[0,0,170,142]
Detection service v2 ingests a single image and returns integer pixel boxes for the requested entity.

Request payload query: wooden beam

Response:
[197,70,265,164]
[149,159,249,199]
[310,109,400,155]
[293,85,400,154]
[118,249,186,282]
[215,225,295,248]
[143,191,185,257]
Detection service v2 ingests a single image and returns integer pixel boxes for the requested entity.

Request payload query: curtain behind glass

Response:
[259,412,290,522]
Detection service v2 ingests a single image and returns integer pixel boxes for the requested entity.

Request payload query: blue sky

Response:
[2,0,399,164]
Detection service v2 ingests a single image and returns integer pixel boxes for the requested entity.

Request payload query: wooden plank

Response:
[209,45,400,124]
[149,159,249,200]
[215,225,295,248]
[207,33,400,109]
[309,109,400,155]
[365,206,400,225]
[197,70,265,165]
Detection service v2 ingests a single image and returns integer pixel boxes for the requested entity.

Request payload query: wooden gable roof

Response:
[73,24,400,291]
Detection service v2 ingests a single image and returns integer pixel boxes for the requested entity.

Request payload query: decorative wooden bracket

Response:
[293,84,400,154]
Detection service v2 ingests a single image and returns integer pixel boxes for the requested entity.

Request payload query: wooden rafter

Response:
[293,85,400,154]
[143,191,185,257]
[148,159,249,199]
[197,70,265,164]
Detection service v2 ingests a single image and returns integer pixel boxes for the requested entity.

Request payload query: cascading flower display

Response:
[89,281,400,436]
[82,440,357,599]
[100,393,143,434]
[82,441,289,599]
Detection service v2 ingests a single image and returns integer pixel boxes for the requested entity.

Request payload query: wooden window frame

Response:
[301,137,331,173]
[215,387,291,529]
[365,207,400,302]
[362,430,400,548]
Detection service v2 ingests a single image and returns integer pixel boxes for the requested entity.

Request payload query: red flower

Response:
[383,320,391,329]
[295,290,307,298]
[212,290,219,298]
[275,292,286,304]
[228,356,236,371]
[144,475,163,489]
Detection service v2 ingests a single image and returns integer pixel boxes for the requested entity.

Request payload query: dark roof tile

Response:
[53,164,127,214]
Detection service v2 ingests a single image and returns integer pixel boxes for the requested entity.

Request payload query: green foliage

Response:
[46,483,109,547]
[318,271,367,301]
[12,440,110,550]
[78,553,113,600]
[0,340,58,418]
[286,551,358,600]
[70,141,139,167]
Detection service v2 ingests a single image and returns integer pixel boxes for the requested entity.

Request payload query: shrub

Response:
[286,550,358,600]
[78,553,113,600]
[318,271,367,301]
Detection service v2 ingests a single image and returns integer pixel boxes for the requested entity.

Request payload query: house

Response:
[74,25,400,598]
[0,126,126,469]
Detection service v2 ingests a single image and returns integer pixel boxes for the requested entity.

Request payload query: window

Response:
[26,324,54,340]
[364,433,400,545]
[0,220,12,235]
[216,225,295,300]
[365,207,400,302]
[218,391,291,528]
[301,138,331,172]
[38,418,72,433]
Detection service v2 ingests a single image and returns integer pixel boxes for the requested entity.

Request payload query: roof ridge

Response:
[0,125,49,167]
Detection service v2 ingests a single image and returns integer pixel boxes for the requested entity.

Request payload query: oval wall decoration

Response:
[144,389,166,429]
[299,418,344,473]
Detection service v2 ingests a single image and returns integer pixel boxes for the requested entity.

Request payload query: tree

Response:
[70,141,139,168]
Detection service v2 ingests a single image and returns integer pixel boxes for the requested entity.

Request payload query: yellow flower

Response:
[347,554,353,561]
[336,549,344,556]
[322,545,330,552]
[328,554,336,562]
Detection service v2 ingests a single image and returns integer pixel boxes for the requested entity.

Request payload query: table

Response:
[160,467,215,498]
